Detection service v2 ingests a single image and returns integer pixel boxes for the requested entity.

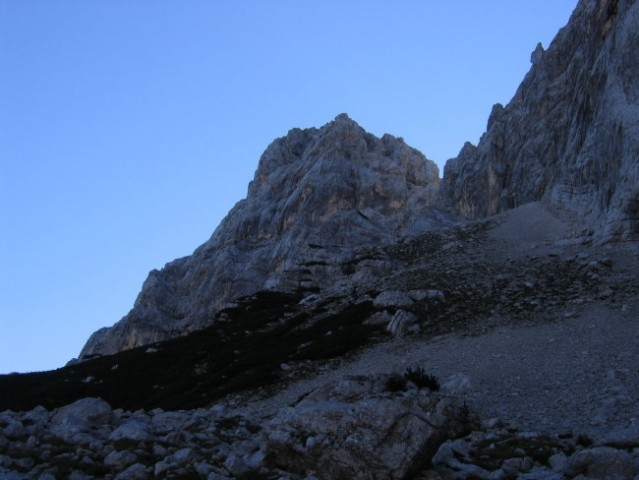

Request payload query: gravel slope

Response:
[236,203,639,441]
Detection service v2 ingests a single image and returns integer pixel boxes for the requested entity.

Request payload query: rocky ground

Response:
[1,203,638,479]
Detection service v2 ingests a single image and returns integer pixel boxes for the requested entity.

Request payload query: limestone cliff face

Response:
[439,0,639,241]
[80,114,443,357]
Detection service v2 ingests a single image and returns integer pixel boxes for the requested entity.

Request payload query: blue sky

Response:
[0,1,576,374]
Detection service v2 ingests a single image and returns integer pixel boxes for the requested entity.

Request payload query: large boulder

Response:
[439,0,639,243]
[50,397,113,439]
[565,446,638,479]
[261,375,453,480]
[109,418,154,444]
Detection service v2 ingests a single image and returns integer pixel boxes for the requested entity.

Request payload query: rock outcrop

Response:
[429,425,639,480]
[80,114,445,358]
[2,382,638,479]
[262,375,450,480]
[0,374,459,480]
[439,0,639,242]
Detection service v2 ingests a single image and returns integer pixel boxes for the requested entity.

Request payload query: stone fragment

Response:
[425,289,445,300]
[243,449,266,470]
[566,446,638,479]
[363,310,392,326]
[386,310,418,336]
[223,453,251,477]
[501,456,534,474]
[548,451,568,472]
[0,470,23,480]
[194,461,215,476]
[2,420,26,440]
[68,471,93,480]
[517,469,563,480]
[441,373,472,394]
[109,419,153,443]
[154,460,171,476]
[169,447,196,465]
[50,397,113,438]
[374,290,414,309]
[23,405,49,426]
[408,289,445,302]
[207,472,233,480]
[114,463,149,480]
[104,449,138,468]
[151,410,190,434]
[419,472,445,480]
[13,457,35,470]
[38,473,57,480]
[408,290,429,301]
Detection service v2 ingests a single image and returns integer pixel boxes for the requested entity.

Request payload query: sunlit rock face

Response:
[80,114,445,357]
[439,0,639,242]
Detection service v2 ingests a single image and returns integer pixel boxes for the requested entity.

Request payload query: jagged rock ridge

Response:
[439,0,639,242]
[82,0,639,358]
[81,114,446,357]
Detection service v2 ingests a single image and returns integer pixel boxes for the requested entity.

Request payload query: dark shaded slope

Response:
[0,291,380,412]
[2,213,621,413]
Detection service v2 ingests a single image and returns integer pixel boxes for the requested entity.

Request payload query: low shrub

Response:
[404,365,440,391]
[576,433,593,447]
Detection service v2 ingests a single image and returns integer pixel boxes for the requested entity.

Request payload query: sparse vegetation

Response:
[385,372,408,392]
[576,433,593,447]
[386,366,440,392]
[450,401,476,438]
[404,365,440,391]
[472,435,563,470]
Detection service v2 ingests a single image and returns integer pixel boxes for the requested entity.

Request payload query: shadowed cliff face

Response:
[80,114,445,358]
[439,0,639,242]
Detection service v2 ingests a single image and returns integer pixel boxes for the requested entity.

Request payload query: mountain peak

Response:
[252,113,435,192]
[80,116,444,358]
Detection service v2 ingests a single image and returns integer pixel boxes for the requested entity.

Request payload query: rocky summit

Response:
[1,0,639,479]
[80,113,447,358]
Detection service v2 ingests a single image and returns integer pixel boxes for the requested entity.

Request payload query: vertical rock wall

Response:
[439,0,639,242]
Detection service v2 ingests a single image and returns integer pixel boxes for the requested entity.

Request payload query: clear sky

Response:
[1,1,577,374]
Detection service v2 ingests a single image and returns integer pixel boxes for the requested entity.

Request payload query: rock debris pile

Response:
[0,375,456,480]
[2,375,638,479]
